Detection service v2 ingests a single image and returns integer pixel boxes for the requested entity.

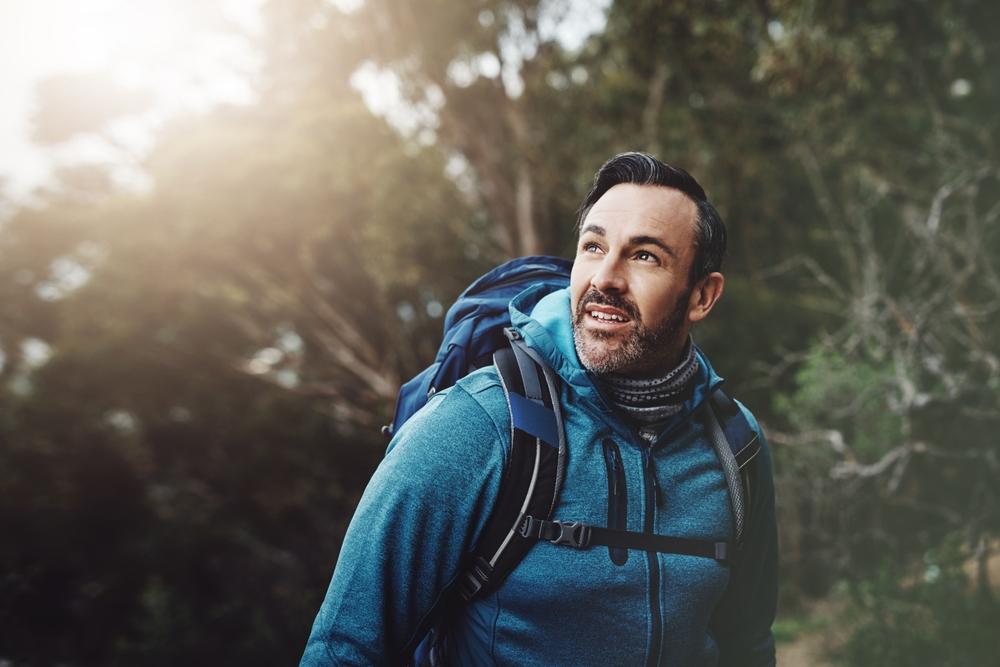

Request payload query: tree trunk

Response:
[506,102,541,256]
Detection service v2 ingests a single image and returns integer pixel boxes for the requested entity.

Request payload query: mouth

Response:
[584,304,632,329]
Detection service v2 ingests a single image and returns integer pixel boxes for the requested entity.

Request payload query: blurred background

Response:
[1,0,997,664]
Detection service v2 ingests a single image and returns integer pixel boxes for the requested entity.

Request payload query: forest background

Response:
[1,0,998,664]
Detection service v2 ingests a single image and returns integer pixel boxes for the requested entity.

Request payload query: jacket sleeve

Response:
[711,412,779,667]
[300,382,508,666]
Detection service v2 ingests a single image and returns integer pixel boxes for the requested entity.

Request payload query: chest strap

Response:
[518,515,729,565]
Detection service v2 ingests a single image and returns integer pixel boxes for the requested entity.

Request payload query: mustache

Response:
[575,289,641,323]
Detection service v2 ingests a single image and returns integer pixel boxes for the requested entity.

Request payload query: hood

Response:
[509,284,724,443]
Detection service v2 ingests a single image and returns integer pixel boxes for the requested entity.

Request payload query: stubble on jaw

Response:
[572,288,690,377]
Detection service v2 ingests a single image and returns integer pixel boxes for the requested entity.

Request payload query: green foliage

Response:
[0,341,377,664]
[772,612,831,644]
[839,558,1000,666]
[777,346,901,463]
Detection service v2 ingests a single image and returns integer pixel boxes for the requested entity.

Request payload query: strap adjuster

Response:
[518,514,538,539]
[457,556,493,602]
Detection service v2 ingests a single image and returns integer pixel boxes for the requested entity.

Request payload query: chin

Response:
[573,320,639,374]
[577,342,629,375]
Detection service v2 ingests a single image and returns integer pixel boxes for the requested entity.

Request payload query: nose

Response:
[591,256,627,294]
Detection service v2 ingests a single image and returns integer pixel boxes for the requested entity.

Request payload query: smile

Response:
[585,304,632,325]
[590,311,628,322]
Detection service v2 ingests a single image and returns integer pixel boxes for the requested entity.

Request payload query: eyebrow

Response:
[580,225,677,259]
[630,235,677,259]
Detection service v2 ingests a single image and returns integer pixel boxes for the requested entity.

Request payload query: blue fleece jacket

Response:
[302,286,778,666]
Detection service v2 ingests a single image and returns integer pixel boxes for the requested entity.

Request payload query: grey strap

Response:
[510,341,544,403]
[702,401,747,545]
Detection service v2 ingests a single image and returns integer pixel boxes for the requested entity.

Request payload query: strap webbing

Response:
[519,516,730,564]
[510,342,544,402]
[508,392,559,448]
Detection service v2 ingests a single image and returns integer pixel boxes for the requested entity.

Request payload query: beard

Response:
[572,288,690,376]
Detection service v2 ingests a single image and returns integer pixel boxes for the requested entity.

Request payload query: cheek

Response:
[634,283,681,325]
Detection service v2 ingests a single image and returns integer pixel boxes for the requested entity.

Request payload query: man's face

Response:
[570,183,700,377]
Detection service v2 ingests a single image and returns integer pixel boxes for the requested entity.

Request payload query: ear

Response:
[687,272,724,323]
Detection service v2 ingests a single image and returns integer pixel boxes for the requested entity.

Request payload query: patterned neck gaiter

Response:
[597,338,699,425]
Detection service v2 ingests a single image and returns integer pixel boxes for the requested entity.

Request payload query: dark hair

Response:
[576,152,726,284]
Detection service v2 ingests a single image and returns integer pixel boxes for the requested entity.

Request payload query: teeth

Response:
[591,311,626,322]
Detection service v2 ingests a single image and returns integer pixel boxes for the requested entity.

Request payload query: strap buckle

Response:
[519,516,592,548]
[550,520,592,548]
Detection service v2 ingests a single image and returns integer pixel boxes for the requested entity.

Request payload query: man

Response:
[302,152,777,666]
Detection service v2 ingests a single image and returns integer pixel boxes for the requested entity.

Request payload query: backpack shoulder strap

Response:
[701,387,761,548]
[455,329,566,601]
[400,331,566,666]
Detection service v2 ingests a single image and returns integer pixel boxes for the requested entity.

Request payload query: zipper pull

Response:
[609,447,620,496]
[642,447,662,507]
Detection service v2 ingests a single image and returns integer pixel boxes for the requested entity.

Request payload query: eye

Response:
[581,241,604,254]
[634,250,659,264]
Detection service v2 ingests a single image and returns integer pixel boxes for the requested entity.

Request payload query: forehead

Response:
[583,183,698,247]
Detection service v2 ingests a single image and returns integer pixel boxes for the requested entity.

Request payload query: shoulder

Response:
[712,392,773,483]
[733,398,765,441]
[453,364,510,424]
[730,397,776,495]
[384,365,511,475]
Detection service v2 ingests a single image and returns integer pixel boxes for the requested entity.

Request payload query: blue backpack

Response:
[386,256,761,666]
[384,255,574,438]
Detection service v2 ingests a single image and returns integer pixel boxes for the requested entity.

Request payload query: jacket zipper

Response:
[601,439,628,566]
[642,443,662,667]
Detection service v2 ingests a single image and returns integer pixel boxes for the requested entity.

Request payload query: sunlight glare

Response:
[0,0,261,200]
